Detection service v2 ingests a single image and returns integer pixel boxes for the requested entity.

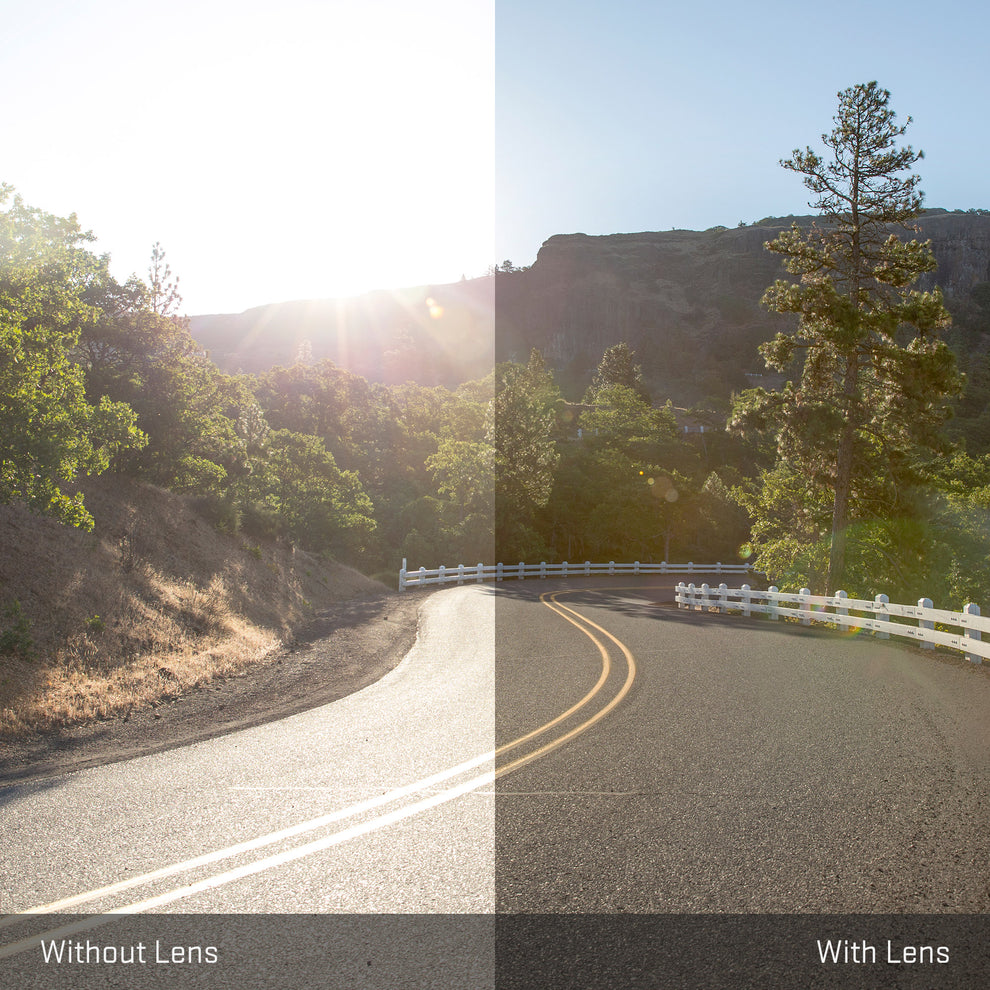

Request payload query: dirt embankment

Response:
[0,476,421,779]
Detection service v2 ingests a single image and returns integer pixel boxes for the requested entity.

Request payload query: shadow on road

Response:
[482,576,986,667]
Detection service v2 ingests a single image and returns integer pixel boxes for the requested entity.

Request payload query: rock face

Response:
[494,210,990,402]
[189,210,990,402]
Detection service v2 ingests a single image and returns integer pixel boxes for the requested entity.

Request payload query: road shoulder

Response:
[0,591,426,785]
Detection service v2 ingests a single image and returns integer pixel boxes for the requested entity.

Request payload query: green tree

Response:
[251,429,375,558]
[147,241,183,318]
[732,82,961,591]
[578,385,684,463]
[0,187,146,528]
[587,343,650,403]
[539,382,701,563]
[73,242,257,501]
[425,437,494,562]
[487,352,560,560]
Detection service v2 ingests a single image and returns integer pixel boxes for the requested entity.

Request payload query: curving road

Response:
[3,576,990,987]
[495,579,990,913]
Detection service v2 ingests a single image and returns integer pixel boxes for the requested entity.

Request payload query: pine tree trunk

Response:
[828,352,859,592]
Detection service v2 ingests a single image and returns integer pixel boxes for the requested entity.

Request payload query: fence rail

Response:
[399,559,756,591]
[675,581,987,664]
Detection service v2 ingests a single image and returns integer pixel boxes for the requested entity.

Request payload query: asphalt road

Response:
[2,575,990,987]
[493,579,990,913]
[1,585,496,920]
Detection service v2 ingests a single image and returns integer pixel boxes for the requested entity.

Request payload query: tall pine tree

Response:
[732,82,960,591]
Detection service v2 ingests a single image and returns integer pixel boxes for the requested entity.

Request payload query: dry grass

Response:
[0,476,384,739]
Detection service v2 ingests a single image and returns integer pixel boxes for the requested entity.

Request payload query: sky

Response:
[4,0,988,315]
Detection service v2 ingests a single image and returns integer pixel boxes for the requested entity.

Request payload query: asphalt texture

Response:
[494,579,990,913]
[3,576,990,988]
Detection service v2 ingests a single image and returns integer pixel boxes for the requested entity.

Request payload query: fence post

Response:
[457,564,465,585]
[687,582,697,610]
[718,582,728,614]
[518,562,525,581]
[700,582,711,610]
[661,561,668,574]
[438,564,446,586]
[964,603,982,663]
[740,583,751,617]
[676,581,685,609]
[609,561,615,575]
[496,562,504,583]
[562,561,569,577]
[917,597,934,649]
[874,594,889,639]
[634,561,640,574]
[540,561,547,579]
[716,562,723,575]
[400,558,407,591]
[419,566,427,586]
[585,560,591,576]
[476,562,484,584]
[768,586,779,621]
[835,590,848,629]
[800,587,812,626]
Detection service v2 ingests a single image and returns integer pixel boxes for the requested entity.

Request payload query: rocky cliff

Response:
[189,210,990,404]
[494,210,990,402]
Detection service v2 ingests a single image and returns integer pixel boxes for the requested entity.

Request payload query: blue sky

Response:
[497,0,990,267]
[3,1,987,313]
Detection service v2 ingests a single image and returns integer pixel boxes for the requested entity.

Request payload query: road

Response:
[2,576,990,987]
[496,580,990,913]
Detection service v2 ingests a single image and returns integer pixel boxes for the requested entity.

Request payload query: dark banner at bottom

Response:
[0,914,987,988]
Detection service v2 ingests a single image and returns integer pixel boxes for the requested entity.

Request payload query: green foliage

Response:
[734,463,833,590]
[84,614,105,633]
[247,429,376,559]
[0,187,147,528]
[487,352,561,560]
[147,241,182,317]
[578,386,685,463]
[732,83,962,591]
[75,243,260,502]
[697,471,752,562]
[540,368,724,563]
[586,343,650,403]
[0,600,35,658]
[5,187,757,579]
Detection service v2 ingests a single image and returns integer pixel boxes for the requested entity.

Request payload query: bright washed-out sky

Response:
[4,0,988,315]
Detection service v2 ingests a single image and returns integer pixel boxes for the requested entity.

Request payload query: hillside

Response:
[0,476,388,740]
[189,279,494,385]
[495,209,990,403]
[189,210,990,406]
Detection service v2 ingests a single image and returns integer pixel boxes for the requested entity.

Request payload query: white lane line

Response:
[1,748,495,925]
[2,586,625,952]
[4,605,601,925]
[0,767,496,960]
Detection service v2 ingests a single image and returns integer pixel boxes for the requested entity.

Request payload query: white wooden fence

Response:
[675,581,988,665]
[399,559,756,591]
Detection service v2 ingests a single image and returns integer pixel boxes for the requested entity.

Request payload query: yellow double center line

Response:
[495,589,637,777]
[0,586,638,956]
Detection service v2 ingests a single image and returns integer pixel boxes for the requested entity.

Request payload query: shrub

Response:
[0,600,35,659]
